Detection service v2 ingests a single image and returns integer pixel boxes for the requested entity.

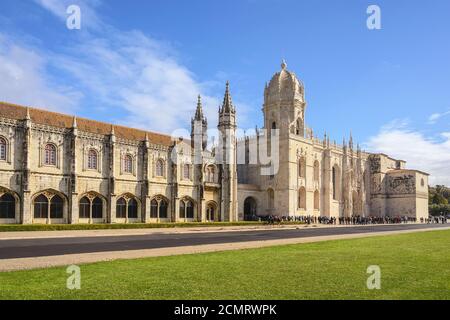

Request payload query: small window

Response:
[88,149,98,170]
[421,178,425,187]
[124,155,133,173]
[156,159,164,177]
[44,144,57,166]
[0,137,7,161]
[183,164,190,180]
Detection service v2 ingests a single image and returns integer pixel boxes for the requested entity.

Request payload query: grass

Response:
[0,230,449,300]
[0,221,302,232]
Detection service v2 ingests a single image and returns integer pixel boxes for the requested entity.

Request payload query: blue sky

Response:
[1,0,450,184]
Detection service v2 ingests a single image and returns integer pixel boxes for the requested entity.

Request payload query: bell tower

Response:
[217,82,238,221]
[263,60,306,137]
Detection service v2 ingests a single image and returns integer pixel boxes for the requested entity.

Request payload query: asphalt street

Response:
[0,224,448,260]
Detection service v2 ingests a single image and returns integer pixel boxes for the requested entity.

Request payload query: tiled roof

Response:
[0,102,174,146]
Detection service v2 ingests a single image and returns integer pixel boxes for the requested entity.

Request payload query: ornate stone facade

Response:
[0,62,429,224]
[236,62,429,221]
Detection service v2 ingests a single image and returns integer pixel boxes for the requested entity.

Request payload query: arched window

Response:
[150,199,158,218]
[268,189,274,210]
[206,203,216,222]
[156,159,164,177]
[124,155,133,174]
[34,195,48,219]
[159,199,168,219]
[313,161,320,182]
[159,199,169,219]
[332,165,340,201]
[186,200,194,219]
[332,166,336,200]
[298,157,306,178]
[151,198,169,219]
[79,197,90,219]
[183,164,190,180]
[116,198,127,218]
[352,191,360,216]
[92,197,103,219]
[116,196,138,219]
[314,190,320,211]
[298,187,306,210]
[0,137,7,161]
[0,193,15,219]
[179,200,185,219]
[179,199,195,219]
[44,144,57,166]
[272,122,277,130]
[80,196,103,219]
[244,197,257,221]
[128,198,138,219]
[88,149,98,170]
[50,195,63,219]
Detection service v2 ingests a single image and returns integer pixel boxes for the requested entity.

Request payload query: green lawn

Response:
[1,230,449,300]
[0,221,298,232]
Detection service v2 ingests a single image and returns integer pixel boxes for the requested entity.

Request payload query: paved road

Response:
[0,224,448,260]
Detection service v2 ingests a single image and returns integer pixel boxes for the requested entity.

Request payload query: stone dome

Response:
[264,60,305,104]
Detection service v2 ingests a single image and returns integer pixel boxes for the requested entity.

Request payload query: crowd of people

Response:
[261,214,448,225]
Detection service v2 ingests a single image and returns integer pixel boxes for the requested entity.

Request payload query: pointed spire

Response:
[194,94,204,121]
[145,132,149,142]
[72,116,77,128]
[220,81,234,114]
[349,131,353,149]
[281,59,287,70]
[25,107,31,120]
[110,125,115,135]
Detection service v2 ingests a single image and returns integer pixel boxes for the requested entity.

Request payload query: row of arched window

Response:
[298,158,320,182]
[1,136,216,183]
[297,188,320,211]
[182,164,217,182]
[0,189,221,222]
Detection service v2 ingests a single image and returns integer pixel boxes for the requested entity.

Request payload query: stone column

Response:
[107,126,116,224]
[141,135,150,223]
[21,109,32,225]
[69,117,78,224]
[22,191,32,224]
[174,197,180,222]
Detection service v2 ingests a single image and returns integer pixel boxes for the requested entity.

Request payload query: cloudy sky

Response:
[0,0,449,185]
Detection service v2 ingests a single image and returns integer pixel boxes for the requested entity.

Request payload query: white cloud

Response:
[0,35,82,112]
[29,0,236,134]
[34,0,103,30]
[428,110,450,124]
[365,124,450,186]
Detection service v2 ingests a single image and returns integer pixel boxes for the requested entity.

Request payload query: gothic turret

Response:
[263,60,306,136]
[218,81,236,128]
[217,82,238,222]
[191,95,208,151]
